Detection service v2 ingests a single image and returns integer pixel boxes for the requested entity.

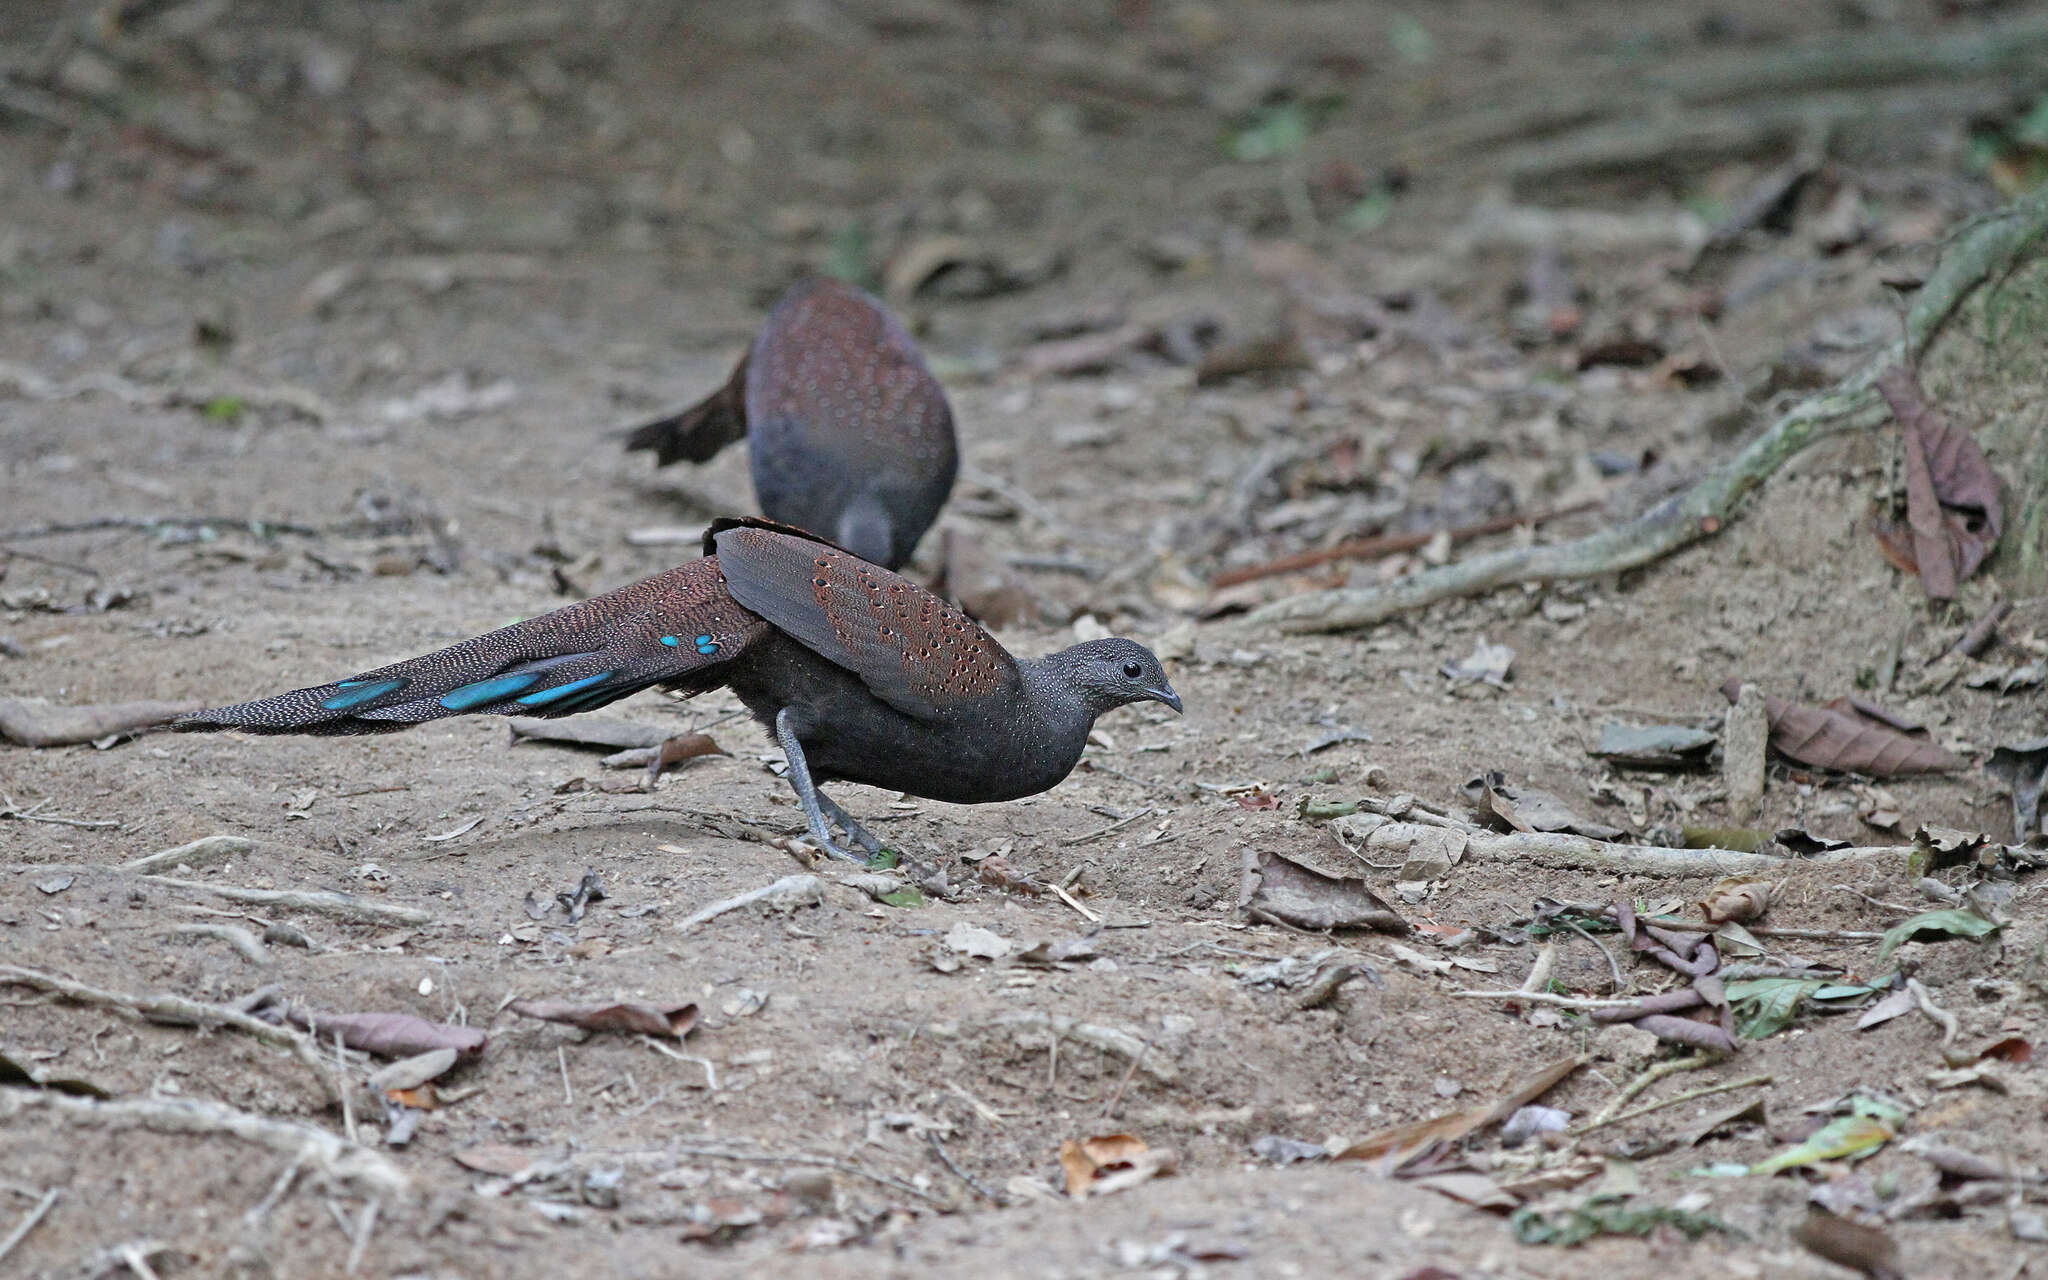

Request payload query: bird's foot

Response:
[818,794,887,861]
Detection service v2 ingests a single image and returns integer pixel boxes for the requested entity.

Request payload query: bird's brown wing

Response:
[711,524,1018,721]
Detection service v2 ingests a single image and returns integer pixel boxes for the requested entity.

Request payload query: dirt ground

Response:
[4,2,2048,1276]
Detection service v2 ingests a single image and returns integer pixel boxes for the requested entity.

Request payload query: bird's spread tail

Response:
[622,352,749,466]
[177,561,766,736]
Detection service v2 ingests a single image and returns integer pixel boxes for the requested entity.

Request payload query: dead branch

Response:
[0,698,202,748]
[0,1091,405,1199]
[1211,499,1599,589]
[1250,181,2048,632]
[0,964,341,1102]
[139,876,436,926]
[122,835,256,873]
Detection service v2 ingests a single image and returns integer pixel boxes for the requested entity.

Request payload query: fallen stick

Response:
[139,877,435,926]
[1249,180,2048,632]
[0,964,341,1101]
[0,698,202,747]
[0,1187,58,1267]
[1212,500,1599,589]
[674,874,824,931]
[976,1012,1177,1083]
[122,835,255,873]
[1572,1073,1773,1136]
[1453,828,1907,876]
[0,1090,405,1199]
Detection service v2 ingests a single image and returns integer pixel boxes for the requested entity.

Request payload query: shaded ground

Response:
[3,2,2046,1276]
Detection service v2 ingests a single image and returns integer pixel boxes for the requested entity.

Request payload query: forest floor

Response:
[3,2,2048,1276]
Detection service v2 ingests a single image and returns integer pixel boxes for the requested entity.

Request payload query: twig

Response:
[121,1241,166,1280]
[558,1046,574,1105]
[641,1036,718,1089]
[1213,500,1601,588]
[1519,939,1558,995]
[1053,884,1103,924]
[674,874,823,931]
[1571,1073,1773,1136]
[928,1132,1002,1205]
[1939,598,2011,663]
[0,514,322,542]
[653,1145,948,1208]
[122,835,254,873]
[1100,1048,1145,1123]
[1452,828,1908,877]
[1063,807,1153,846]
[1249,180,2048,632]
[0,964,342,1102]
[0,1187,58,1267]
[0,793,122,829]
[139,876,435,926]
[1451,989,1644,1010]
[1909,977,1960,1048]
[1561,918,1626,993]
[1646,918,1888,942]
[0,1091,407,1198]
[244,1155,305,1226]
[1590,1054,1721,1126]
[171,923,270,965]
[344,1197,380,1275]
[334,1032,357,1145]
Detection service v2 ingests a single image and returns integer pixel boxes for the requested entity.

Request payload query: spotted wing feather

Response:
[177,560,766,735]
[712,525,1018,721]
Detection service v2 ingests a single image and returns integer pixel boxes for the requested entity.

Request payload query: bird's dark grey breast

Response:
[719,632,1089,804]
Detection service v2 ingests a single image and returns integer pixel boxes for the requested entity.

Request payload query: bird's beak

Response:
[1143,684,1183,715]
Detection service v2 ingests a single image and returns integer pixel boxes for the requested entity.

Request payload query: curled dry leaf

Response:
[507,998,698,1039]
[1468,772,1624,840]
[1058,1133,1175,1198]
[1699,875,1773,925]
[1719,680,1965,776]
[506,717,670,750]
[289,1008,487,1059]
[1238,848,1410,934]
[1873,365,2001,602]
[647,732,727,782]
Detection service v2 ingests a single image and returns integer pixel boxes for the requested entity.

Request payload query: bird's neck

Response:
[1016,654,1111,729]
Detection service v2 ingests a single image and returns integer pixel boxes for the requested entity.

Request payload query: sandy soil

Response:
[3,3,2045,1276]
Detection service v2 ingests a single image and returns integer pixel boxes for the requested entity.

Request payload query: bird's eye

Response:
[1122,662,1142,678]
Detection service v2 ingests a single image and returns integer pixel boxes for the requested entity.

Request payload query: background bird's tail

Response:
[176,562,761,736]
[621,352,749,466]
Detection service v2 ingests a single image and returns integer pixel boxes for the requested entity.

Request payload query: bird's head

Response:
[1052,638,1182,717]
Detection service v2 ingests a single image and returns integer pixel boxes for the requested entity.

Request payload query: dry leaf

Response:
[1469,772,1623,840]
[1699,875,1772,924]
[506,717,670,750]
[1794,1206,1904,1280]
[647,732,727,783]
[1874,365,2001,602]
[1720,680,1965,776]
[507,998,698,1039]
[1238,848,1410,933]
[453,1143,534,1176]
[289,1008,487,1059]
[1059,1133,1174,1198]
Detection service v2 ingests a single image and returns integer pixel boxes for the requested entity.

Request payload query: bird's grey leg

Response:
[816,793,886,859]
[775,708,862,863]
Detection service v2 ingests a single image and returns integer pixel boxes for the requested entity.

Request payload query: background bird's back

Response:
[625,277,957,570]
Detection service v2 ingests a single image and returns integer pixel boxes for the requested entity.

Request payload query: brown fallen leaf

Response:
[1238,848,1410,934]
[1720,680,1965,776]
[1468,772,1624,840]
[1194,334,1311,386]
[0,698,203,747]
[646,732,726,784]
[508,998,698,1039]
[452,1143,534,1176]
[977,855,1046,896]
[1793,1206,1904,1280]
[287,1008,487,1059]
[1018,322,1157,377]
[1059,1133,1174,1198]
[1338,1055,1585,1164]
[1700,875,1772,925]
[1875,365,2001,602]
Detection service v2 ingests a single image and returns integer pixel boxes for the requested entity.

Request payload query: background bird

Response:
[623,278,958,572]
[177,519,1178,863]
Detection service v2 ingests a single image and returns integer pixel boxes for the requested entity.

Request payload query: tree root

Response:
[1250,182,2048,633]
[0,1089,405,1199]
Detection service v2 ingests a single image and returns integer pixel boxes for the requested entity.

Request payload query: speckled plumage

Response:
[177,519,1178,862]
[624,278,957,570]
